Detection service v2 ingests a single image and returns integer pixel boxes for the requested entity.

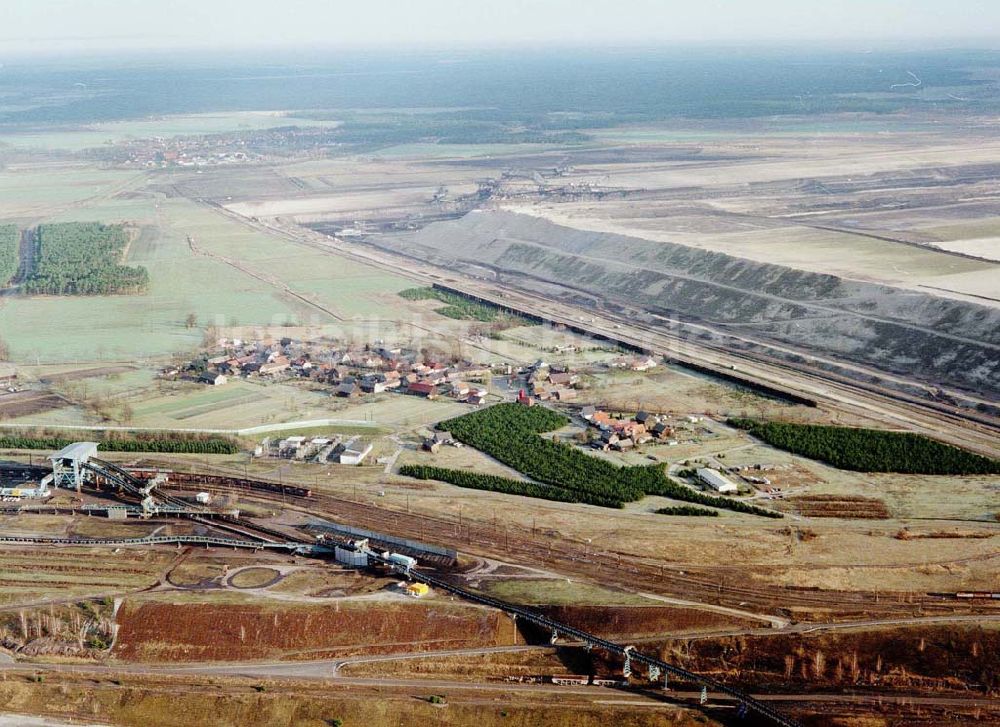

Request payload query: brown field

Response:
[0,546,174,606]
[113,598,522,662]
[787,495,892,520]
[536,605,758,639]
[38,366,136,384]
[0,672,713,727]
[0,390,68,419]
[659,623,1000,694]
[340,645,589,681]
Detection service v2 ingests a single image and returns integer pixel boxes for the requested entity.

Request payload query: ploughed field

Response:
[113,599,519,662]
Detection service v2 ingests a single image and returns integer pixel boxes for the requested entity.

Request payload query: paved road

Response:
[1,657,996,712]
[0,717,109,727]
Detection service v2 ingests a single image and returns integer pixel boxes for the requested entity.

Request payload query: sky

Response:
[2,0,999,56]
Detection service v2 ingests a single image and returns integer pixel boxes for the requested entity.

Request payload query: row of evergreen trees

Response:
[399,464,624,507]
[0,433,239,455]
[655,505,719,517]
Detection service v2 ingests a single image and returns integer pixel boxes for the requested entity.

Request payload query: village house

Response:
[337,380,361,397]
[630,356,659,372]
[650,421,673,439]
[591,410,613,428]
[548,371,579,387]
[259,356,290,376]
[407,381,439,399]
[198,372,227,386]
[360,376,388,394]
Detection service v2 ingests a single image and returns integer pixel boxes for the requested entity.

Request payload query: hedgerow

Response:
[398,464,624,508]
[655,505,719,517]
[728,418,1000,475]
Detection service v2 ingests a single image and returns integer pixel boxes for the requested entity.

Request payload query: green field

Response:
[124,379,338,430]
[0,165,139,221]
[0,194,410,363]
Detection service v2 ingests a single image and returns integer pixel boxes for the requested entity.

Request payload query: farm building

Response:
[407,381,439,399]
[198,372,227,386]
[339,443,373,465]
[697,468,738,494]
[337,381,361,397]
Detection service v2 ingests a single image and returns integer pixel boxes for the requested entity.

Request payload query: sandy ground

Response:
[0,716,109,727]
[509,204,1000,301]
[932,236,1000,262]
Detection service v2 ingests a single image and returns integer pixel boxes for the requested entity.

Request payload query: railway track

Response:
[431,280,1000,458]
[1,461,991,616]
[224,207,998,457]
[378,553,802,727]
[161,473,975,616]
[0,534,302,550]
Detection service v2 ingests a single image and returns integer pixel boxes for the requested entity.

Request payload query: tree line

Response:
[0,433,240,455]
[655,505,719,517]
[0,225,17,287]
[728,418,1000,475]
[399,287,536,326]
[398,464,623,508]
[419,403,781,517]
[22,222,149,296]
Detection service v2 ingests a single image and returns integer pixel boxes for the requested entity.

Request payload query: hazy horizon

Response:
[3,0,1000,57]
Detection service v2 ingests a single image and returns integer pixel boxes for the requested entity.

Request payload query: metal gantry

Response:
[377,554,802,727]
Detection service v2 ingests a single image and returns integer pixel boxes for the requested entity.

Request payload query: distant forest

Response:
[23,222,148,296]
[5,48,999,126]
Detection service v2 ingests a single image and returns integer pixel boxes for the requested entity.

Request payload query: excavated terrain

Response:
[374,210,1000,397]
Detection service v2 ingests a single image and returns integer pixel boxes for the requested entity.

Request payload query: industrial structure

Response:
[0,450,802,727]
[48,441,99,491]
